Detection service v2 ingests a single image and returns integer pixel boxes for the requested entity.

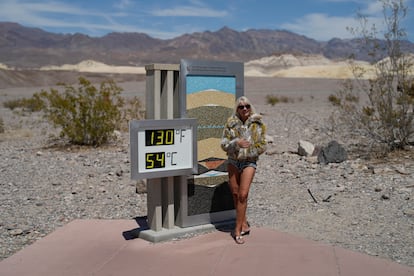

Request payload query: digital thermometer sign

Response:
[130,118,198,179]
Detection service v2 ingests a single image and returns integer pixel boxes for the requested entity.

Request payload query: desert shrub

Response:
[0,116,4,133]
[266,95,294,106]
[278,96,293,103]
[266,95,279,106]
[3,95,44,112]
[328,94,341,106]
[332,0,414,152]
[21,94,45,112]
[38,77,125,146]
[120,96,144,131]
[3,99,24,110]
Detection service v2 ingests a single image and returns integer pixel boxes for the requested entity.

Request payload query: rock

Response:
[317,140,347,164]
[394,166,410,175]
[9,229,23,236]
[381,194,390,200]
[116,169,123,177]
[136,179,147,194]
[265,135,274,144]
[298,140,314,156]
[335,184,346,192]
[113,130,122,141]
[306,156,318,164]
[366,165,375,174]
[312,145,323,157]
[398,188,412,194]
[374,167,394,174]
[403,209,414,217]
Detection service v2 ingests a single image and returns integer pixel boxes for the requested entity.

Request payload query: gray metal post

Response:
[144,64,180,231]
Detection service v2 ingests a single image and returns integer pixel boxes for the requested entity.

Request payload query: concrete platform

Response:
[0,219,413,276]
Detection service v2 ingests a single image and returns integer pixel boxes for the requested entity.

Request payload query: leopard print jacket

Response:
[221,113,267,161]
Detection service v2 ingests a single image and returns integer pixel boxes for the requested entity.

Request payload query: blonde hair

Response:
[233,96,256,118]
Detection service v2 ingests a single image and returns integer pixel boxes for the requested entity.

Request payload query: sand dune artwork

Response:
[186,75,236,177]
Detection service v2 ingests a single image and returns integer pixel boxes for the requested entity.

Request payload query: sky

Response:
[0,0,413,42]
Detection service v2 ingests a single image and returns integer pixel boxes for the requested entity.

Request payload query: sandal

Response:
[234,235,245,244]
[241,222,251,236]
[241,229,250,236]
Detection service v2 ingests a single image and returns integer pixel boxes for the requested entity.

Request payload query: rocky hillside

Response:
[1,22,414,69]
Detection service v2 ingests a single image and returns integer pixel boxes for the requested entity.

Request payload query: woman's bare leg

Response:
[227,164,241,234]
[236,167,255,235]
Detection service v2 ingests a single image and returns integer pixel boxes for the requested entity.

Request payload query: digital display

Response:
[145,129,174,146]
[130,118,197,179]
[145,152,165,169]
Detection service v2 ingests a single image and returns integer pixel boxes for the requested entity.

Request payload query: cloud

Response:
[279,0,411,41]
[114,0,133,10]
[0,0,167,37]
[0,0,110,27]
[150,2,228,17]
[1,0,89,17]
[0,0,227,38]
[281,13,358,41]
[361,1,383,15]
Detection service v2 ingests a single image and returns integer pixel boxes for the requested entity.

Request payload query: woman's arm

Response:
[254,122,267,156]
[221,117,241,154]
[221,126,240,154]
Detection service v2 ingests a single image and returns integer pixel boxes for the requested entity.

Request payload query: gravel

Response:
[0,79,413,267]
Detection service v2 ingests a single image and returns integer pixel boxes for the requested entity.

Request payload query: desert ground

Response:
[0,60,413,267]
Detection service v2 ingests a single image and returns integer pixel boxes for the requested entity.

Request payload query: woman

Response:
[221,96,267,244]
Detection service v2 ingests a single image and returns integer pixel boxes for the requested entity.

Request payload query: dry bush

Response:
[266,94,295,106]
[332,0,414,154]
[0,117,4,133]
[120,96,144,131]
[38,77,125,146]
[3,96,44,112]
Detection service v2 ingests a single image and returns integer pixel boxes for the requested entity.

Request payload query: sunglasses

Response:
[238,104,251,110]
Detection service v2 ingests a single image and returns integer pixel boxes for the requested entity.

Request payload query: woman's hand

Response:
[238,138,251,148]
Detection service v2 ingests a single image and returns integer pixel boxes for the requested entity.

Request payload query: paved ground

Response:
[0,219,413,276]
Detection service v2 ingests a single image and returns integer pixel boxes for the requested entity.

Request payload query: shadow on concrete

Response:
[122,216,149,240]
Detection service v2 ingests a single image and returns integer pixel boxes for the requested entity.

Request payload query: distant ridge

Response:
[1,22,414,69]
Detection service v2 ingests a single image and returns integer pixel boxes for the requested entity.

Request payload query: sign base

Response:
[137,220,235,243]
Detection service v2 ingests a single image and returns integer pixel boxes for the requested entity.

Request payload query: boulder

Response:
[317,140,347,164]
[298,140,315,156]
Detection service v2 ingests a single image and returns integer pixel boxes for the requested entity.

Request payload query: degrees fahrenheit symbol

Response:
[176,129,186,143]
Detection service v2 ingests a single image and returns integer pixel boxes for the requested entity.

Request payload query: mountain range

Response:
[1,22,414,69]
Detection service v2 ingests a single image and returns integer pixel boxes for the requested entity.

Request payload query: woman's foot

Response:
[241,222,250,236]
[232,231,245,244]
[234,235,245,244]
